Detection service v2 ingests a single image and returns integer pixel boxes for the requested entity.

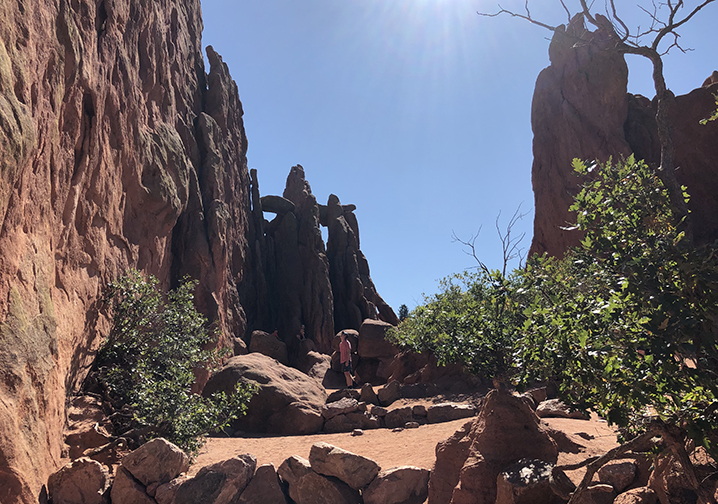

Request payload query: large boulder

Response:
[309,442,380,490]
[174,455,257,504]
[428,389,558,504]
[248,330,289,365]
[278,455,361,504]
[363,466,430,504]
[47,458,111,504]
[358,319,399,359]
[120,438,190,487]
[203,353,327,434]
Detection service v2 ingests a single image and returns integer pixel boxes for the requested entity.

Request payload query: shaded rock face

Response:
[530,15,718,257]
[0,1,251,502]
[243,165,397,354]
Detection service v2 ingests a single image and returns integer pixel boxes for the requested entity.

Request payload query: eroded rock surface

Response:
[530,14,718,257]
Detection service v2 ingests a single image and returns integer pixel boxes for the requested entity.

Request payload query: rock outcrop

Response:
[530,14,718,257]
[428,389,558,504]
[243,166,398,355]
[0,2,396,502]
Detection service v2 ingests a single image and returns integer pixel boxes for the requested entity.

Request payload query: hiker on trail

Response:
[339,331,356,388]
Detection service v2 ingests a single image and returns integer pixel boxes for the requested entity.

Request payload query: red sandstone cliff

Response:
[530,15,718,258]
[0,2,395,502]
[0,1,252,501]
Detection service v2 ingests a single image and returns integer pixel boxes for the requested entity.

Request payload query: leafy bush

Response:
[389,268,526,385]
[520,156,718,448]
[391,156,718,453]
[96,270,254,453]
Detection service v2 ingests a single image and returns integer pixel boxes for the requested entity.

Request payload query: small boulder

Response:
[326,388,361,404]
[371,405,388,417]
[275,401,324,435]
[174,454,257,504]
[110,467,155,504]
[426,403,476,424]
[613,487,658,504]
[412,405,427,417]
[154,477,186,504]
[309,442,380,490]
[384,406,414,429]
[536,399,589,420]
[352,429,364,436]
[495,458,561,504]
[47,458,111,504]
[575,484,617,504]
[322,397,359,419]
[324,412,380,433]
[120,438,190,487]
[363,466,430,504]
[278,455,361,504]
[360,383,379,405]
[237,464,289,504]
[249,331,289,365]
[377,380,401,406]
[405,422,420,429]
[597,460,637,493]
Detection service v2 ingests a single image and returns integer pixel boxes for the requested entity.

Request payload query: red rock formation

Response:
[529,15,718,257]
[0,0,249,501]
[0,2,398,501]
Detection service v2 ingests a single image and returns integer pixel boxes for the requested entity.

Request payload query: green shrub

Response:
[391,156,718,453]
[96,270,254,453]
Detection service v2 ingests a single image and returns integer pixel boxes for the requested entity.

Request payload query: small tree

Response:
[95,270,254,453]
[398,304,409,321]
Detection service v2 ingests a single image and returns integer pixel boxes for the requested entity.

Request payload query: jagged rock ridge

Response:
[530,15,718,257]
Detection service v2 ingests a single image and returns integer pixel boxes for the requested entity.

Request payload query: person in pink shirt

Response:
[339,331,356,388]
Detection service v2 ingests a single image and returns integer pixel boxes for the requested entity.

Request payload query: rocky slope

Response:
[530,15,718,257]
[0,1,394,502]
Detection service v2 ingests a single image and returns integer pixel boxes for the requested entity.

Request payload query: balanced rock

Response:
[260,195,296,214]
[47,458,111,504]
[363,466,430,504]
[309,442,380,490]
[203,353,326,434]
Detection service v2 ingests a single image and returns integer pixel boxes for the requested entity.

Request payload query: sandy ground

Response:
[190,396,619,482]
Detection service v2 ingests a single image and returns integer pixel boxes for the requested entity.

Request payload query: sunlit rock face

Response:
[0,0,250,501]
[0,1,399,501]
[530,15,718,258]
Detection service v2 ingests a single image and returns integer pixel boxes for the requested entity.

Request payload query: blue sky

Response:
[200,1,717,311]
